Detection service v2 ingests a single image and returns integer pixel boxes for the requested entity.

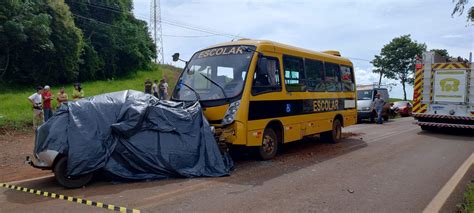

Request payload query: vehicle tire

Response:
[321,119,342,144]
[54,157,93,189]
[258,128,279,160]
[383,115,389,121]
[421,125,433,131]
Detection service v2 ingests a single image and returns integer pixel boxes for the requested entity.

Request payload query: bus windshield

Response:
[357,90,373,100]
[173,45,254,101]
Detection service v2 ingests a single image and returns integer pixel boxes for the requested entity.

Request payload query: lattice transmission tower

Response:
[150,0,164,64]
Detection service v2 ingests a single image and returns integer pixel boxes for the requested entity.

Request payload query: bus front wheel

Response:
[258,128,279,160]
[321,119,342,144]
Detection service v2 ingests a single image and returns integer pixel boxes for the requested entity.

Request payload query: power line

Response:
[73,13,218,39]
[70,1,372,62]
[71,13,120,28]
[68,1,126,14]
[347,57,372,62]
[163,34,217,38]
[159,17,243,39]
[67,0,242,39]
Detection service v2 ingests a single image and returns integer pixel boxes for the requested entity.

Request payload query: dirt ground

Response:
[0,130,50,182]
[0,129,365,183]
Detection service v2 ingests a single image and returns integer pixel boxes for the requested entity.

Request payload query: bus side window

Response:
[305,59,325,91]
[340,65,355,91]
[324,63,342,92]
[251,57,281,95]
[283,56,306,92]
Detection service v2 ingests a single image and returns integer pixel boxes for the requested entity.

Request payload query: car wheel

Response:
[258,128,279,160]
[321,119,342,144]
[54,157,93,189]
[383,115,389,121]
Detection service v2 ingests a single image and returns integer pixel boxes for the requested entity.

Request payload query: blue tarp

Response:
[34,90,233,180]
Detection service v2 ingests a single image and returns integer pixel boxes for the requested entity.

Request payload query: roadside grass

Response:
[389,98,413,103]
[458,182,474,213]
[0,64,181,130]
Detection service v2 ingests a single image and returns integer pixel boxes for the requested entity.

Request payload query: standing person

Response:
[152,80,159,98]
[28,86,43,129]
[144,79,152,94]
[162,78,169,99]
[372,93,385,124]
[72,83,84,100]
[56,87,68,108]
[42,85,53,122]
[158,79,166,99]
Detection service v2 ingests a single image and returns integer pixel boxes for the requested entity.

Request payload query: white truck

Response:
[413,51,474,130]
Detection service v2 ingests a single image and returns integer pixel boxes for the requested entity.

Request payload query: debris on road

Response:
[342,132,365,139]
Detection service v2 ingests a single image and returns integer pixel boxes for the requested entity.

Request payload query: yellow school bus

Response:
[172,39,357,160]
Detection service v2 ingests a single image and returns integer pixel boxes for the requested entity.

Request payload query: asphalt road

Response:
[1,117,473,212]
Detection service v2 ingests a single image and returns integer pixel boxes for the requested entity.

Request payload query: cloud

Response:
[442,34,464,38]
[355,67,378,85]
[133,0,470,100]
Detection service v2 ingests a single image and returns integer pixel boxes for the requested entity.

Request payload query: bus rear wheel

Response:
[258,128,279,160]
[321,119,342,144]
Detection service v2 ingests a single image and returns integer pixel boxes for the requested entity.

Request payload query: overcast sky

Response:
[133,0,473,99]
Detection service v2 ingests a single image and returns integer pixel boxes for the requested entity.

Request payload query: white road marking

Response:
[5,175,54,185]
[423,153,474,213]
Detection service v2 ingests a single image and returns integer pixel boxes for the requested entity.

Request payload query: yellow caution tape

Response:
[0,183,140,213]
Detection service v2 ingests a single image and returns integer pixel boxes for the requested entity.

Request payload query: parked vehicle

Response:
[413,51,474,130]
[392,101,413,117]
[357,85,391,123]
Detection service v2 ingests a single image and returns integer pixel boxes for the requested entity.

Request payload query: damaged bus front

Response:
[172,44,255,153]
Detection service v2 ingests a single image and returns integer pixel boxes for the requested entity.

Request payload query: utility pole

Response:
[150,0,164,64]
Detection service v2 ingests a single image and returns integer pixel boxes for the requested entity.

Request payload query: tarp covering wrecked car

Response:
[33,90,233,187]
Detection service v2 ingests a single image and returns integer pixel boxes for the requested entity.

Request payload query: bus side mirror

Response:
[172,53,180,62]
[256,57,268,75]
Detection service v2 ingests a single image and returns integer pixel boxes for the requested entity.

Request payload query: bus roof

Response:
[204,39,352,64]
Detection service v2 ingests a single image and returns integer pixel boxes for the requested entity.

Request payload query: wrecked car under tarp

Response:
[31,90,233,188]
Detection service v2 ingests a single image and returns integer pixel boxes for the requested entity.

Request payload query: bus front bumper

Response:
[213,121,246,146]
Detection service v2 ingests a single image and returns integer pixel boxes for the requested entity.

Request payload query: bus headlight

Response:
[222,100,241,125]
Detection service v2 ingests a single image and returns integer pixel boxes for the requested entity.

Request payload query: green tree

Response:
[430,49,450,58]
[372,35,426,101]
[65,0,156,80]
[452,0,474,21]
[0,0,83,84]
[371,55,395,87]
